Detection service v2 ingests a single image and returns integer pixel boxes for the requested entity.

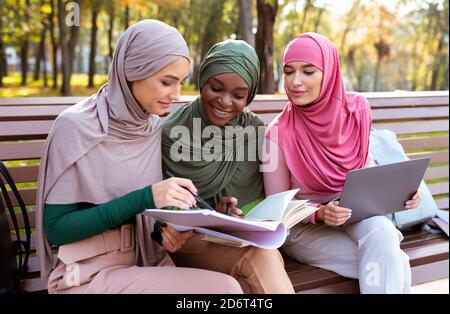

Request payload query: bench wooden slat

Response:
[3,165,447,190]
[424,166,449,180]
[0,97,87,106]
[9,182,446,208]
[22,277,48,293]
[371,106,449,121]
[429,182,450,196]
[0,105,72,121]
[6,165,40,183]
[255,115,450,134]
[399,136,449,151]
[362,92,449,108]
[0,96,198,106]
[373,120,449,135]
[407,150,449,163]
[0,121,54,140]
[435,198,449,210]
[0,102,449,122]
[5,188,37,207]
[6,210,36,229]
[0,142,44,160]
[250,106,450,120]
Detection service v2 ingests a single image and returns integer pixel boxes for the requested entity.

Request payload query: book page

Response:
[245,189,299,222]
[201,234,249,248]
[284,203,319,229]
[171,223,287,250]
[145,208,283,232]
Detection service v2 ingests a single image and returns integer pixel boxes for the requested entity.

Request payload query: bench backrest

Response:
[0,91,448,291]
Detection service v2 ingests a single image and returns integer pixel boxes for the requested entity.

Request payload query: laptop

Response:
[340,158,430,225]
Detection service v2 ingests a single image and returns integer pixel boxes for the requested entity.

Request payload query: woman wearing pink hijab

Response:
[264,33,420,293]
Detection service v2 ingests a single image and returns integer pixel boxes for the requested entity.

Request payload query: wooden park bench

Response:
[0,91,448,293]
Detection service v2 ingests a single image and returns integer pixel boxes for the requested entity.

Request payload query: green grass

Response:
[0,72,199,97]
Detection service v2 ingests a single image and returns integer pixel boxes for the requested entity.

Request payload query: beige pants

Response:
[48,225,242,294]
[171,234,295,294]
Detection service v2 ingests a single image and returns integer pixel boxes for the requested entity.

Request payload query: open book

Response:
[144,189,318,249]
[201,189,318,247]
[245,189,318,229]
[144,208,287,249]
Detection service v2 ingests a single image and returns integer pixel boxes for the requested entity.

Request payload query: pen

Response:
[225,202,231,215]
[225,201,245,218]
[165,171,215,211]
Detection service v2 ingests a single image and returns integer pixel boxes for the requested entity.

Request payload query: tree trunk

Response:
[20,41,29,86]
[0,17,4,87]
[200,0,225,60]
[42,40,48,87]
[58,0,80,96]
[314,4,327,32]
[88,2,99,87]
[58,0,70,95]
[410,34,420,91]
[300,0,312,33]
[195,0,225,88]
[124,5,130,30]
[238,0,254,47]
[430,33,444,90]
[107,3,115,65]
[50,0,58,89]
[34,25,47,81]
[373,57,381,92]
[255,0,278,94]
[21,0,31,86]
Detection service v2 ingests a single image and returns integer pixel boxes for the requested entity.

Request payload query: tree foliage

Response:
[0,0,448,94]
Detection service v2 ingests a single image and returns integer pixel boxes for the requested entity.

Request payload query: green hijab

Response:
[162,39,264,210]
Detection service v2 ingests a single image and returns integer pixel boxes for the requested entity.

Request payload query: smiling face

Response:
[130,57,190,116]
[283,61,323,106]
[200,73,249,126]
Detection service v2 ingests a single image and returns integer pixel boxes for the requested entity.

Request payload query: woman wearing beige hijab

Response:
[35,20,242,294]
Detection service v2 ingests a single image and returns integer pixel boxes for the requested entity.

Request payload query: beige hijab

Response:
[36,19,189,280]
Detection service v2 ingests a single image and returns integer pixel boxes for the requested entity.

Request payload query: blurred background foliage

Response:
[0,0,448,96]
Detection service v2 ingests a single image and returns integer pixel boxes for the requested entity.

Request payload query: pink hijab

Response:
[266,33,372,194]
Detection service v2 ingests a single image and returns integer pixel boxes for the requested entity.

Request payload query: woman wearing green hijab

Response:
[160,39,294,294]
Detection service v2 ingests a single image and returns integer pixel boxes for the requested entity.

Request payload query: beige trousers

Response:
[171,234,295,294]
[283,216,411,294]
[47,225,242,294]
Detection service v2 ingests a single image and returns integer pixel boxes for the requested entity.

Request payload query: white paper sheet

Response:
[144,208,288,249]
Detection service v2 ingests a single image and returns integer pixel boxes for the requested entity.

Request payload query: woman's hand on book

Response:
[161,224,194,253]
[216,196,245,219]
[318,201,352,226]
[152,178,198,209]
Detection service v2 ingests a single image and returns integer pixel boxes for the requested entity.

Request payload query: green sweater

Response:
[44,186,155,246]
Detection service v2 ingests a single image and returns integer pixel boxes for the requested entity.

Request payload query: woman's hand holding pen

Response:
[216,196,245,219]
[152,178,198,210]
[317,201,352,227]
